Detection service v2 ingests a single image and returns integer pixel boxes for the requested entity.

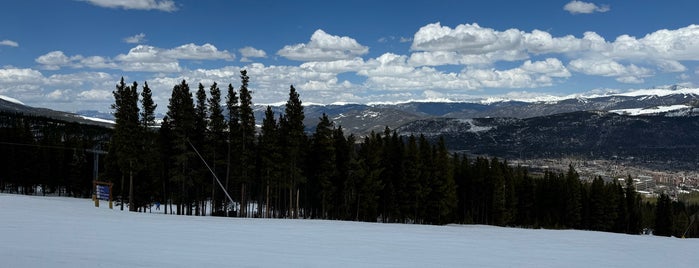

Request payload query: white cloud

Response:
[300,58,365,74]
[239,46,267,62]
[77,89,113,100]
[162,43,235,61]
[277,29,369,61]
[520,58,571,78]
[123,33,146,44]
[0,40,19,47]
[35,51,80,70]
[411,23,523,55]
[0,68,44,85]
[568,58,652,83]
[79,0,177,12]
[47,89,69,101]
[563,1,610,14]
[36,43,233,73]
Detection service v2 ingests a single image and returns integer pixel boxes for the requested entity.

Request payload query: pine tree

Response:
[654,193,673,236]
[279,85,306,218]
[311,113,337,219]
[166,80,196,215]
[625,175,642,234]
[430,137,457,224]
[140,81,156,128]
[110,78,140,211]
[188,83,209,216]
[258,106,280,218]
[564,165,582,228]
[207,82,227,215]
[137,81,159,211]
[237,70,256,217]
[224,83,239,215]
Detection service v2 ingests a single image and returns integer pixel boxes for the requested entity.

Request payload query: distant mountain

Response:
[288,86,699,135]
[0,98,113,127]
[396,111,699,166]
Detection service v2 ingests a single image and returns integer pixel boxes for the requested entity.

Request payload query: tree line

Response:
[0,112,110,196]
[1,70,696,237]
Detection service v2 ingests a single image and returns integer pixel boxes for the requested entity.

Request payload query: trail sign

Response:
[93,181,113,209]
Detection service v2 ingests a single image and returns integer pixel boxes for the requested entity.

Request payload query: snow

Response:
[1,193,697,267]
[615,87,699,98]
[457,119,493,133]
[78,115,115,124]
[609,105,692,116]
[0,94,25,105]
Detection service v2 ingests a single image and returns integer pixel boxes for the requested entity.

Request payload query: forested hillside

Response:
[2,71,697,238]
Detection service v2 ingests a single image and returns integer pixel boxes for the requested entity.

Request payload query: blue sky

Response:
[1,0,699,113]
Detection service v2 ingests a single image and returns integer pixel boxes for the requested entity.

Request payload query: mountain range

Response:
[2,85,698,164]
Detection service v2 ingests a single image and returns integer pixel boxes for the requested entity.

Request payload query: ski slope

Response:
[1,193,697,267]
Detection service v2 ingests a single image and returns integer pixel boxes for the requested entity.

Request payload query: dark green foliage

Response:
[0,111,110,197]
[12,72,697,239]
[654,193,673,236]
[166,80,196,215]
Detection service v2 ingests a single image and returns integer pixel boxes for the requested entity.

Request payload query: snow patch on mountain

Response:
[0,95,24,105]
[609,105,692,116]
[457,119,493,133]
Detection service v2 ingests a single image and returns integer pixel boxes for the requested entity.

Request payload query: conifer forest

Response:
[1,70,697,238]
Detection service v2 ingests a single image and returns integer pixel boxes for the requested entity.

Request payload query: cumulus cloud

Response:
[79,0,177,12]
[0,40,19,47]
[77,89,113,100]
[239,46,267,62]
[123,33,146,44]
[411,23,523,54]
[36,43,233,72]
[277,29,369,61]
[161,43,235,61]
[0,66,117,110]
[568,58,652,83]
[563,1,610,14]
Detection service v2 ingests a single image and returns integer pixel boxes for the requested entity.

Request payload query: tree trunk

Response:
[128,165,135,212]
[120,174,124,211]
[266,183,270,218]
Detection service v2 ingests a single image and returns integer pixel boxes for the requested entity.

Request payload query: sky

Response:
[1,0,699,113]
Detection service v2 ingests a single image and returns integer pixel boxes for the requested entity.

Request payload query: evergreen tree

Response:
[654,193,673,236]
[110,78,140,211]
[402,135,422,223]
[191,83,209,216]
[166,80,196,215]
[625,175,642,234]
[257,106,280,218]
[137,81,159,211]
[207,82,227,215]
[428,137,457,224]
[140,81,156,128]
[237,70,256,217]
[564,165,582,228]
[310,113,337,218]
[224,83,239,215]
[279,85,306,218]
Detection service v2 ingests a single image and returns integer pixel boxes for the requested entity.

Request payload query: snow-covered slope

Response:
[0,94,24,105]
[610,105,693,116]
[1,193,697,267]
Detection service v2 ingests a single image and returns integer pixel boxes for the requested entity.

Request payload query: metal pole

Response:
[186,139,235,207]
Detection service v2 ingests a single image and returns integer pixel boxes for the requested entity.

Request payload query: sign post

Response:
[93,180,113,209]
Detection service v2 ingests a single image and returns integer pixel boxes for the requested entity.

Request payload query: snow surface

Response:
[1,193,697,267]
[609,105,692,116]
[78,115,116,124]
[0,94,24,105]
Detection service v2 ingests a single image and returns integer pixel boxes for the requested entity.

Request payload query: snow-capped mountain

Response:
[290,86,699,134]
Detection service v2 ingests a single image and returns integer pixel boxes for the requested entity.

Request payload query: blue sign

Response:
[96,185,110,200]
